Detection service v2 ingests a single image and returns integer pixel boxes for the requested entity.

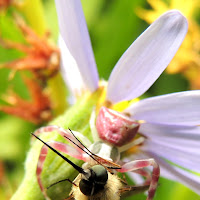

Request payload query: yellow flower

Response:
[137,0,200,89]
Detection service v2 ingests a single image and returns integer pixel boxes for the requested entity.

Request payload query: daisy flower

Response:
[56,0,200,195]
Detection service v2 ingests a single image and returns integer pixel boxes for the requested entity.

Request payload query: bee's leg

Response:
[118,158,160,200]
[120,184,150,198]
[36,141,88,200]
[64,194,75,200]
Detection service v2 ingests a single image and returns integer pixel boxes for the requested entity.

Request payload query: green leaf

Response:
[11,89,103,200]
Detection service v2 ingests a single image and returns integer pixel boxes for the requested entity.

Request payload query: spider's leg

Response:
[36,141,88,199]
[133,168,152,185]
[33,125,91,148]
[118,158,160,200]
[89,108,100,142]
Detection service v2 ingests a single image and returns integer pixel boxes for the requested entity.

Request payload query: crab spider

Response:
[33,124,160,200]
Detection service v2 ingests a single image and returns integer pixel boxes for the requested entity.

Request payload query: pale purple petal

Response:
[139,123,200,172]
[127,172,145,185]
[146,152,200,195]
[106,10,188,103]
[139,123,200,157]
[59,36,87,99]
[125,91,200,125]
[142,139,200,172]
[55,0,99,92]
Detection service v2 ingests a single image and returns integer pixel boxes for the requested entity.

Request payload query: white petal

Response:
[106,10,188,103]
[59,36,88,99]
[125,91,200,125]
[146,152,200,195]
[55,0,99,92]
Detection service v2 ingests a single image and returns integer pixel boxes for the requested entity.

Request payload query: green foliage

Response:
[11,90,103,200]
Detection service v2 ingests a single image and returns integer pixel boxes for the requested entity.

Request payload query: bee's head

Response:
[79,165,108,196]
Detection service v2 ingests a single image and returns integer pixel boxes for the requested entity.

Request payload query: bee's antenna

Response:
[31,133,87,175]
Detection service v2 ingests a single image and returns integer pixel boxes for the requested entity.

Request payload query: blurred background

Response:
[0,0,199,199]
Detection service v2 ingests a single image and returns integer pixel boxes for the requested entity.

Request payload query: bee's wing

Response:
[92,154,121,169]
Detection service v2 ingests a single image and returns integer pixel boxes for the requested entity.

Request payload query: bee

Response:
[32,125,159,200]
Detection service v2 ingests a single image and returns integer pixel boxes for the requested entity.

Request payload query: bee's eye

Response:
[79,179,95,196]
[79,165,108,196]
[90,165,108,185]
